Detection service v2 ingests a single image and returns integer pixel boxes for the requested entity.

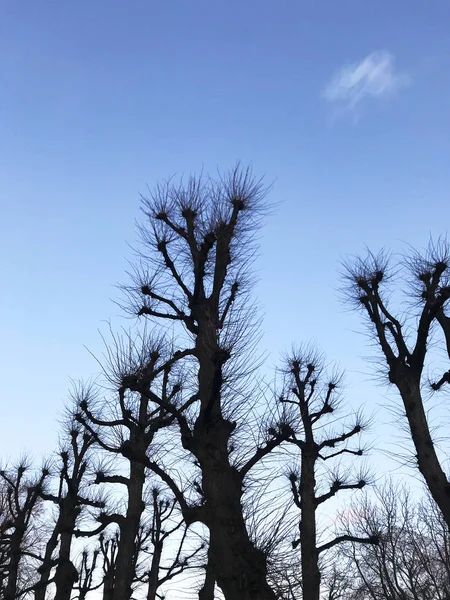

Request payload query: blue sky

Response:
[1,0,450,482]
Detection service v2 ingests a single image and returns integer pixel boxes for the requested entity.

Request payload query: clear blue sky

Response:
[1,0,450,477]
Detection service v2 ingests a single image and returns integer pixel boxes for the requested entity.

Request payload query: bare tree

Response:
[34,425,104,600]
[339,483,450,600]
[98,531,119,600]
[75,341,187,600]
[77,166,293,599]
[73,548,101,600]
[0,462,49,600]
[80,167,300,600]
[280,348,377,600]
[343,241,450,528]
[135,487,204,600]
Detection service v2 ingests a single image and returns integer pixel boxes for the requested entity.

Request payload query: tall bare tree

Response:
[1,478,12,594]
[79,165,295,599]
[344,241,450,528]
[281,348,376,600]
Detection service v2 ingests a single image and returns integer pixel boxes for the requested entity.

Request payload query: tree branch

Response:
[137,306,185,321]
[94,473,129,487]
[318,424,361,451]
[319,448,363,461]
[239,434,288,479]
[316,480,366,505]
[317,534,378,554]
[155,237,193,302]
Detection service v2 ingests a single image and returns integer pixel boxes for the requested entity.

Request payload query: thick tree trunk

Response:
[113,458,146,600]
[188,312,276,600]
[4,531,22,600]
[300,450,320,600]
[196,425,276,600]
[398,375,450,528]
[54,529,78,600]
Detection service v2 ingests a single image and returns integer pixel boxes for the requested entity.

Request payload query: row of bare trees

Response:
[0,426,201,600]
[1,165,449,599]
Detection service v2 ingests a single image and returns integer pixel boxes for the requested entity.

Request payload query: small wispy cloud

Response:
[323,51,409,110]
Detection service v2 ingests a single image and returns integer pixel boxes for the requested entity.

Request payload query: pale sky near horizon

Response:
[1,0,450,497]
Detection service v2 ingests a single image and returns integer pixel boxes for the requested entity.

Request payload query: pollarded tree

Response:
[280,348,377,600]
[35,424,104,600]
[135,487,205,600]
[75,331,207,600]
[344,241,450,529]
[0,461,49,600]
[98,531,119,600]
[90,165,295,600]
[72,547,101,600]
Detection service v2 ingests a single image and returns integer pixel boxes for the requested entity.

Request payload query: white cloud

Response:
[323,51,409,109]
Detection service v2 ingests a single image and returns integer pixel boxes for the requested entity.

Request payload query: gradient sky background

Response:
[1,0,450,495]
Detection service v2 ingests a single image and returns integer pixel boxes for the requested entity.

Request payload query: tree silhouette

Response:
[0,462,49,600]
[280,347,376,600]
[344,240,450,529]
[105,165,293,599]
[36,425,104,600]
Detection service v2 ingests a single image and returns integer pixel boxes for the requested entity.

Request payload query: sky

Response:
[1,0,450,494]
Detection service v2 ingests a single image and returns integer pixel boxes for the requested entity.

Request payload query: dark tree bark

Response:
[344,244,450,530]
[113,459,146,600]
[198,548,216,600]
[145,536,162,600]
[34,529,58,600]
[300,447,321,600]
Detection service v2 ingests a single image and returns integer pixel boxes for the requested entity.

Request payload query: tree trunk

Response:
[146,541,162,600]
[300,449,320,600]
[103,569,115,600]
[197,426,276,600]
[4,530,22,600]
[34,526,59,600]
[35,528,59,600]
[398,375,450,528]
[190,312,276,600]
[113,458,146,600]
[199,548,215,600]
[54,529,78,600]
